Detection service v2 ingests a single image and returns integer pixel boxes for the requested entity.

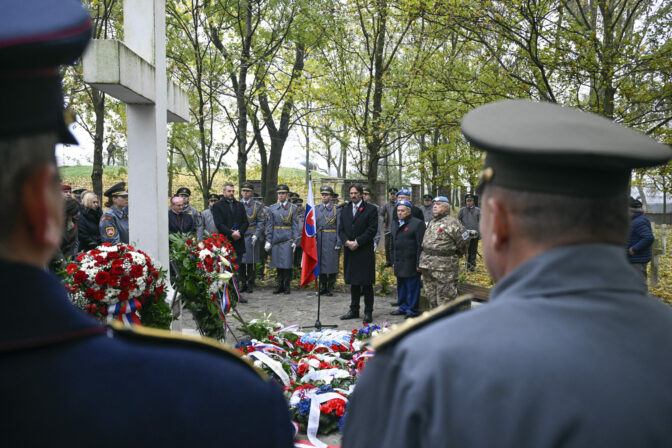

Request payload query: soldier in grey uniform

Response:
[292,195,305,274]
[342,100,672,448]
[380,187,398,267]
[239,182,265,293]
[201,193,219,234]
[176,187,204,239]
[99,182,129,244]
[256,195,270,280]
[315,186,341,296]
[420,194,434,224]
[264,184,300,294]
[362,186,381,248]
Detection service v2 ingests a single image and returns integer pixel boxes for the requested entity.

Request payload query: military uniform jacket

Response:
[421,204,433,223]
[241,199,265,264]
[315,202,341,274]
[338,201,378,285]
[265,202,300,269]
[184,204,204,239]
[99,206,129,245]
[201,208,218,234]
[392,216,425,278]
[418,213,468,273]
[212,198,249,257]
[0,260,294,447]
[343,244,672,448]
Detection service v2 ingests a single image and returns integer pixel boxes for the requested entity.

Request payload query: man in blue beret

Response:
[0,2,293,446]
[343,100,672,447]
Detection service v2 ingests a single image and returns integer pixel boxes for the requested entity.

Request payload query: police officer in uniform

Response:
[381,187,398,267]
[201,193,220,234]
[176,186,204,239]
[315,186,341,296]
[264,184,300,294]
[342,100,672,448]
[420,194,434,224]
[0,2,293,446]
[239,182,265,293]
[100,182,129,244]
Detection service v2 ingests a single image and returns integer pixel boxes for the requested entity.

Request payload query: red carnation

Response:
[108,275,119,287]
[120,276,132,288]
[84,288,96,299]
[95,271,110,285]
[438,228,443,233]
[404,227,408,232]
[359,207,363,211]
[118,290,130,301]
[93,290,105,301]
[73,270,87,284]
[108,251,119,259]
[130,264,144,278]
[110,266,124,276]
[66,263,79,274]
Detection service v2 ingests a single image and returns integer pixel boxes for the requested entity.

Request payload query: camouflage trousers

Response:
[421,268,459,309]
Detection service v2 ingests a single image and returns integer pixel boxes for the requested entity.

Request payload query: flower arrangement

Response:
[63,243,172,329]
[234,315,389,445]
[169,232,237,340]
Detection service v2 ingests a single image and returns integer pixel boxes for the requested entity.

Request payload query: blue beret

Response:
[396,188,411,197]
[0,0,91,143]
[396,200,412,208]
[432,196,450,204]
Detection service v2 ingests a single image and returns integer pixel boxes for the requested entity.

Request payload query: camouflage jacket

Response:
[419,213,469,272]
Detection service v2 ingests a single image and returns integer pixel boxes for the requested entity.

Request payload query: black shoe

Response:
[390,301,400,307]
[340,310,360,320]
[325,291,334,297]
[247,286,253,293]
[384,262,393,268]
[283,289,290,295]
[240,283,248,293]
[404,313,418,319]
[390,310,405,316]
[319,288,328,295]
[273,286,283,294]
[239,296,248,303]
[363,312,373,324]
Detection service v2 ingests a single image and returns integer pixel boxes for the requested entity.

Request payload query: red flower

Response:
[118,290,129,301]
[66,263,78,274]
[93,290,105,301]
[438,228,443,233]
[110,265,124,276]
[297,363,309,376]
[73,270,87,284]
[359,207,363,212]
[108,275,119,287]
[130,264,144,278]
[94,271,110,285]
[404,227,408,232]
[120,276,131,288]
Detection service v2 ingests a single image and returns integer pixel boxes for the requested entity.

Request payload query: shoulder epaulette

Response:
[371,294,474,350]
[107,321,267,380]
[101,216,112,221]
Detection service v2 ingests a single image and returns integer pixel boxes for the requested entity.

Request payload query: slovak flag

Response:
[301,180,319,287]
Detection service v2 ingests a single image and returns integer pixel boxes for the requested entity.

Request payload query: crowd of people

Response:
[3,1,672,446]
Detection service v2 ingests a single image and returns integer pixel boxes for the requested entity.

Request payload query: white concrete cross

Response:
[82,0,189,271]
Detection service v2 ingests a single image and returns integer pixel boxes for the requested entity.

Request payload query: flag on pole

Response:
[301,179,319,287]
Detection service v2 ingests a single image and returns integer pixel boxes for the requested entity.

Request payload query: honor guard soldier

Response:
[176,186,204,239]
[331,192,340,206]
[239,182,265,293]
[315,186,341,296]
[100,182,129,244]
[381,187,398,267]
[421,194,434,224]
[256,194,271,280]
[293,196,305,273]
[202,193,220,234]
[265,184,300,294]
[343,100,672,448]
[0,1,294,446]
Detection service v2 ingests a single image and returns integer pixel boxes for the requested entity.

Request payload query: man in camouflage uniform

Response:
[264,184,300,294]
[240,182,265,294]
[176,187,204,239]
[315,186,341,296]
[419,196,470,308]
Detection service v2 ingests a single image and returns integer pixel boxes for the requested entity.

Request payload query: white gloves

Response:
[468,230,479,236]
[264,242,272,252]
[291,243,297,252]
[335,245,341,251]
[251,235,258,245]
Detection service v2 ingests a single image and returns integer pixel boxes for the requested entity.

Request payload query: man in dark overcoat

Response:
[342,100,672,448]
[390,200,425,317]
[212,182,249,297]
[0,2,293,446]
[338,183,379,324]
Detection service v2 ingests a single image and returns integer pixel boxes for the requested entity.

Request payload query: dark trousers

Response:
[384,233,393,265]
[350,284,374,314]
[467,239,479,269]
[240,263,255,286]
[631,262,648,292]
[319,273,337,293]
[397,276,421,316]
[276,268,293,290]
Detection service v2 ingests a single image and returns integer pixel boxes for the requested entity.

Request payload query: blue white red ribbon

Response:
[107,298,142,326]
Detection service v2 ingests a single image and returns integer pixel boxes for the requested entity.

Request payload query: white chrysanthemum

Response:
[198,249,214,260]
[198,242,205,250]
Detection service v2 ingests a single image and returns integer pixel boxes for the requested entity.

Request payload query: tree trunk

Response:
[90,88,105,200]
[236,1,253,186]
[305,123,310,185]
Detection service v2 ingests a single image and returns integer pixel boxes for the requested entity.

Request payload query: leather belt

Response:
[274,226,291,229]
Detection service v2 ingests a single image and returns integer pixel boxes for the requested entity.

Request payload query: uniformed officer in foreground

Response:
[176,186,204,239]
[265,184,300,294]
[100,182,129,244]
[0,1,293,446]
[239,182,265,293]
[343,100,672,447]
[315,186,341,296]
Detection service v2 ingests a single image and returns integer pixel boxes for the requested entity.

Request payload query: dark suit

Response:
[343,244,672,447]
[0,260,294,447]
[168,210,195,235]
[338,200,378,315]
[212,198,249,257]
